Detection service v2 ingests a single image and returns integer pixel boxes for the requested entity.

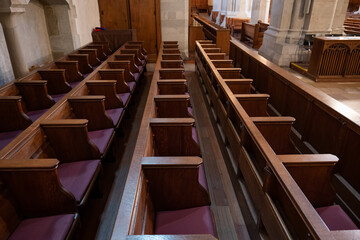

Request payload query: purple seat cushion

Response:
[192,127,199,144]
[144,55,148,61]
[141,59,146,66]
[188,107,193,117]
[155,206,215,236]
[118,93,131,106]
[27,108,49,122]
[137,65,143,73]
[88,128,114,155]
[69,81,80,88]
[105,108,124,126]
[9,214,75,240]
[316,205,358,231]
[0,130,23,150]
[51,93,66,102]
[83,73,90,78]
[127,81,136,92]
[58,160,100,202]
[199,164,208,191]
[185,92,189,96]
[133,73,140,82]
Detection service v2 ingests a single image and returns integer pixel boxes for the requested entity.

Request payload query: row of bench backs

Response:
[0,41,113,152]
[0,41,148,240]
[344,18,360,35]
[240,21,269,50]
[195,40,359,240]
[110,40,217,240]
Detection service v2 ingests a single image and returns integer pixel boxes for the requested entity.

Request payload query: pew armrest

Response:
[0,158,77,217]
[149,118,195,126]
[141,157,210,211]
[278,154,338,207]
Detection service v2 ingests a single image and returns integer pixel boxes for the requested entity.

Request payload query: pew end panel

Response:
[0,96,32,132]
[67,54,93,74]
[235,94,270,117]
[55,61,84,83]
[159,68,186,79]
[37,69,72,95]
[0,158,77,217]
[86,80,124,109]
[154,95,192,118]
[97,69,131,94]
[40,119,101,162]
[160,60,184,69]
[68,96,115,131]
[149,118,201,156]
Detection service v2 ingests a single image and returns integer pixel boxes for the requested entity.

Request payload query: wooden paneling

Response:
[99,0,130,29]
[129,0,159,58]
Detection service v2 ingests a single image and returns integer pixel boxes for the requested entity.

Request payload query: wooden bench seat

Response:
[161,60,184,68]
[74,48,101,67]
[159,68,186,79]
[211,60,233,68]
[150,118,200,156]
[0,158,79,240]
[162,54,182,60]
[124,44,147,63]
[107,61,140,83]
[241,21,268,50]
[154,95,192,118]
[131,157,214,236]
[157,80,188,95]
[163,44,179,49]
[203,48,221,53]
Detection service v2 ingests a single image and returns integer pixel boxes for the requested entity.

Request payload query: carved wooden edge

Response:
[154,95,190,101]
[224,79,253,84]
[141,156,202,167]
[217,68,242,72]
[0,158,59,170]
[157,79,187,84]
[68,95,106,102]
[40,119,88,127]
[251,116,296,124]
[278,154,339,165]
[234,94,270,100]
[149,118,195,126]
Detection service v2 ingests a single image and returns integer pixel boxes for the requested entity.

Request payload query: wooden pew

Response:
[132,157,214,236]
[211,60,233,68]
[240,21,268,50]
[157,80,188,95]
[113,54,143,75]
[159,68,186,79]
[195,40,360,239]
[206,53,226,60]
[0,158,79,240]
[217,68,242,79]
[161,60,184,68]
[83,43,108,61]
[230,18,250,36]
[110,43,216,239]
[154,95,192,118]
[162,54,182,60]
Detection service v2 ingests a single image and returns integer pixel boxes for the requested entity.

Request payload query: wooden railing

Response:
[229,39,360,229]
[193,15,230,54]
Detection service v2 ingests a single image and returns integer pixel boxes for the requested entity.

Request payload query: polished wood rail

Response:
[196,40,360,239]
[193,15,230,54]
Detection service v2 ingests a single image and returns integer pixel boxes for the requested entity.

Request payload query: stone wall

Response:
[161,0,189,58]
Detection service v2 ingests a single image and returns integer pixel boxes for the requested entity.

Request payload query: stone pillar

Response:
[259,0,349,67]
[250,0,271,23]
[0,12,29,77]
[0,23,14,86]
[331,0,349,34]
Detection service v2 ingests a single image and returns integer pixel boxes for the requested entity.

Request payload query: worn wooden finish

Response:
[196,41,360,239]
[306,37,360,82]
[193,15,230,54]
[154,95,192,118]
[229,39,360,225]
[240,22,268,50]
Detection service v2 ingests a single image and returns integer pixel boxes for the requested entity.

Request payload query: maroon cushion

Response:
[316,205,358,231]
[27,108,49,122]
[199,164,208,191]
[105,108,124,126]
[0,130,23,150]
[127,81,136,92]
[118,93,131,107]
[188,107,193,117]
[58,160,100,202]
[88,128,114,155]
[69,81,80,88]
[9,214,75,240]
[192,127,199,144]
[155,206,215,236]
[51,93,66,102]
[133,73,140,82]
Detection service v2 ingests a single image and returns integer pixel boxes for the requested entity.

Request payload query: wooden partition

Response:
[193,15,230,54]
[240,21,268,50]
[196,40,360,239]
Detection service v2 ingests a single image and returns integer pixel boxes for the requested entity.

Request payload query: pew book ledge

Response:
[125,235,217,240]
[234,94,270,99]
[154,95,190,101]
[40,119,89,127]
[0,158,59,170]
[251,117,296,124]
[149,118,195,126]
[142,157,202,167]
[278,154,339,165]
